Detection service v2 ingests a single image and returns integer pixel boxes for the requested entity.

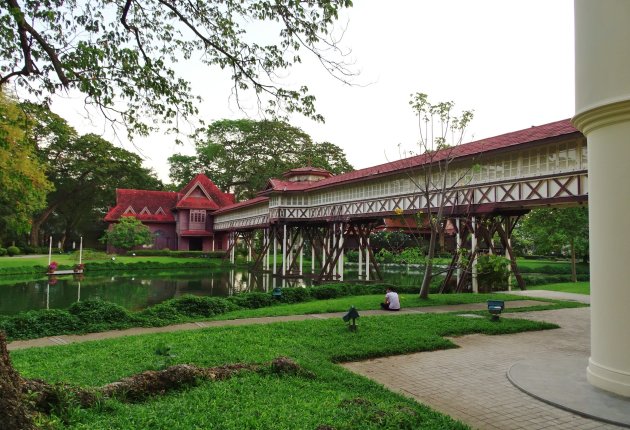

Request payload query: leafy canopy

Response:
[100,216,154,250]
[0,0,354,138]
[0,90,52,242]
[169,119,353,200]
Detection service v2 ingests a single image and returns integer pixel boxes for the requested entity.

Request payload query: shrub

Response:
[476,255,510,292]
[310,285,341,300]
[398,247,424,264]
[132,250,226,258]
[278,287,311,304]
[166,295,237,317]
[227,292,275,309]
[68,299,132,324]
[7,246,20,256]
[0,247,6,256]
[376,249,395,264]
[0,310,81,339]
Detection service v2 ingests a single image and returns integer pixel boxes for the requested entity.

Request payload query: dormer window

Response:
[190,210,206,223]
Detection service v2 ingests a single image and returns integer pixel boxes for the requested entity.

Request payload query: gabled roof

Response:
[104,189,178,222]
[262,119,579,193]
[178,173,235,208]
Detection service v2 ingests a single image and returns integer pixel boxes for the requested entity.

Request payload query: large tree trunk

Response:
[29,204,58,246]
[0,332,36,430]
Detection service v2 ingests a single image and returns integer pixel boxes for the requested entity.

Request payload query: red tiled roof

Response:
[179,173,235,207]
[175,196,220,210]
[261,119,579,193]
[282,166,332,178]
[104,189,178,222]
[214,196,269,215]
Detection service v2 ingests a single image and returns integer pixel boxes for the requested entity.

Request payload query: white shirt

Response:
[385,291,400,310]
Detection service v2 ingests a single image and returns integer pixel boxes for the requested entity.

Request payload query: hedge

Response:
[130,250,226,258]
[0,283,411,341]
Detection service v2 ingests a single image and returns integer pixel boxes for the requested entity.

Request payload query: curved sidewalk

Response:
[7,299,545,351]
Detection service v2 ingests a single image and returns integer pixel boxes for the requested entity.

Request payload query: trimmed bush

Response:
[0,310,81,339]
[278,287,311,304]
[0,247,6,256]
[68,299,133,324]
[165,295,237,317]
[310,285,341,300]
[6,246,20,256]
[227,292,274,309]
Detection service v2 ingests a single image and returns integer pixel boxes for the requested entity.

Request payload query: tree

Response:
[0,0,354,138]
[169,119,353,199]
[20,103,163,247]
[407,93,473,299]
[514,207,589,282]
[100,216,153,251]
[0,90,52,243]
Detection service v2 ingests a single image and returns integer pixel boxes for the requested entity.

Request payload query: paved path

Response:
[7,300,545,350]
[505,289,590,304]
[343,306,624,429]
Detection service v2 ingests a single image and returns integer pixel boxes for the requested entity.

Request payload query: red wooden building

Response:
[104,174,235,252]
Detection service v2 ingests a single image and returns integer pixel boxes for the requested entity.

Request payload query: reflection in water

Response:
[0,265,426,316]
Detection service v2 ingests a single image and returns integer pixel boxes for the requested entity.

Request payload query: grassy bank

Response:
[11,311,557,429]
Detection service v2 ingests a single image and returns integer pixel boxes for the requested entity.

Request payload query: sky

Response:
[49,0,575,184]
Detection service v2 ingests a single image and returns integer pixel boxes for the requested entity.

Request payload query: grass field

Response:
[12,312,558,429]
[528,281,590,295]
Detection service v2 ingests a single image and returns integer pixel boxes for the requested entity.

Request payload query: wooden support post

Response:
[273,226,277,275]
[282,224,287,276]
[299,230,303,276]
[338,223,344,281]
[358,234,363,279]
[456,217,461,284]
[496,219,526,290]
[471,216,478,293]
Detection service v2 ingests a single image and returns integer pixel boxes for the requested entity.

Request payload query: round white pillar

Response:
[574,0,630,397]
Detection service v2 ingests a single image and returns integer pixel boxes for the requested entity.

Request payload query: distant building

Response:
[104,174,235,252]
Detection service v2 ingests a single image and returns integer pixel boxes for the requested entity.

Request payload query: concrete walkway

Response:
[7,299,545,350]
[343,304,627,429]
[504,289,590,304]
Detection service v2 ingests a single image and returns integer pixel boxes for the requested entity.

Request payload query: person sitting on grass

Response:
[380,287,401,311]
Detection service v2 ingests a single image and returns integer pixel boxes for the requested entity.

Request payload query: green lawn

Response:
[12,312,557,429]
[529,281,590,295]
[0,253,225,268]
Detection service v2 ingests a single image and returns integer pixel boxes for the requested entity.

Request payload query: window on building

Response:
[190,210,206,224]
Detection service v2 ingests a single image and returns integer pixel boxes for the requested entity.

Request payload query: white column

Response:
[332,224,338,278]
[338,224,344,281]
[273,227,277,275]
[505,217,512,292]
[455,218,461,285]
[311,239,315,274]
[358,236,364,278]
[574,0,630,397]
[365,237,370,281]
[265,229,270,271]
[299,230,303,276]
[282,224,287,276]
[471,216,478,293]
[247,236,252,263]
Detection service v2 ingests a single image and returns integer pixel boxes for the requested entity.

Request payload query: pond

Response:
[0,265,427,315]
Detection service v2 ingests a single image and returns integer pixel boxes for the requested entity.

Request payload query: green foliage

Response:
[131,249,226,259]
[0,247,6,256]
[513,207,589,258]
[227,292,275,309]
[6,245,20,256]
[476,255,510,292]
[369,231,417,253]
[169,119,353,199]
[0,309,81,339]
[0,91,51,242]
[100,217,154,250]
[68,299,134,325]
[161,295,238,318]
